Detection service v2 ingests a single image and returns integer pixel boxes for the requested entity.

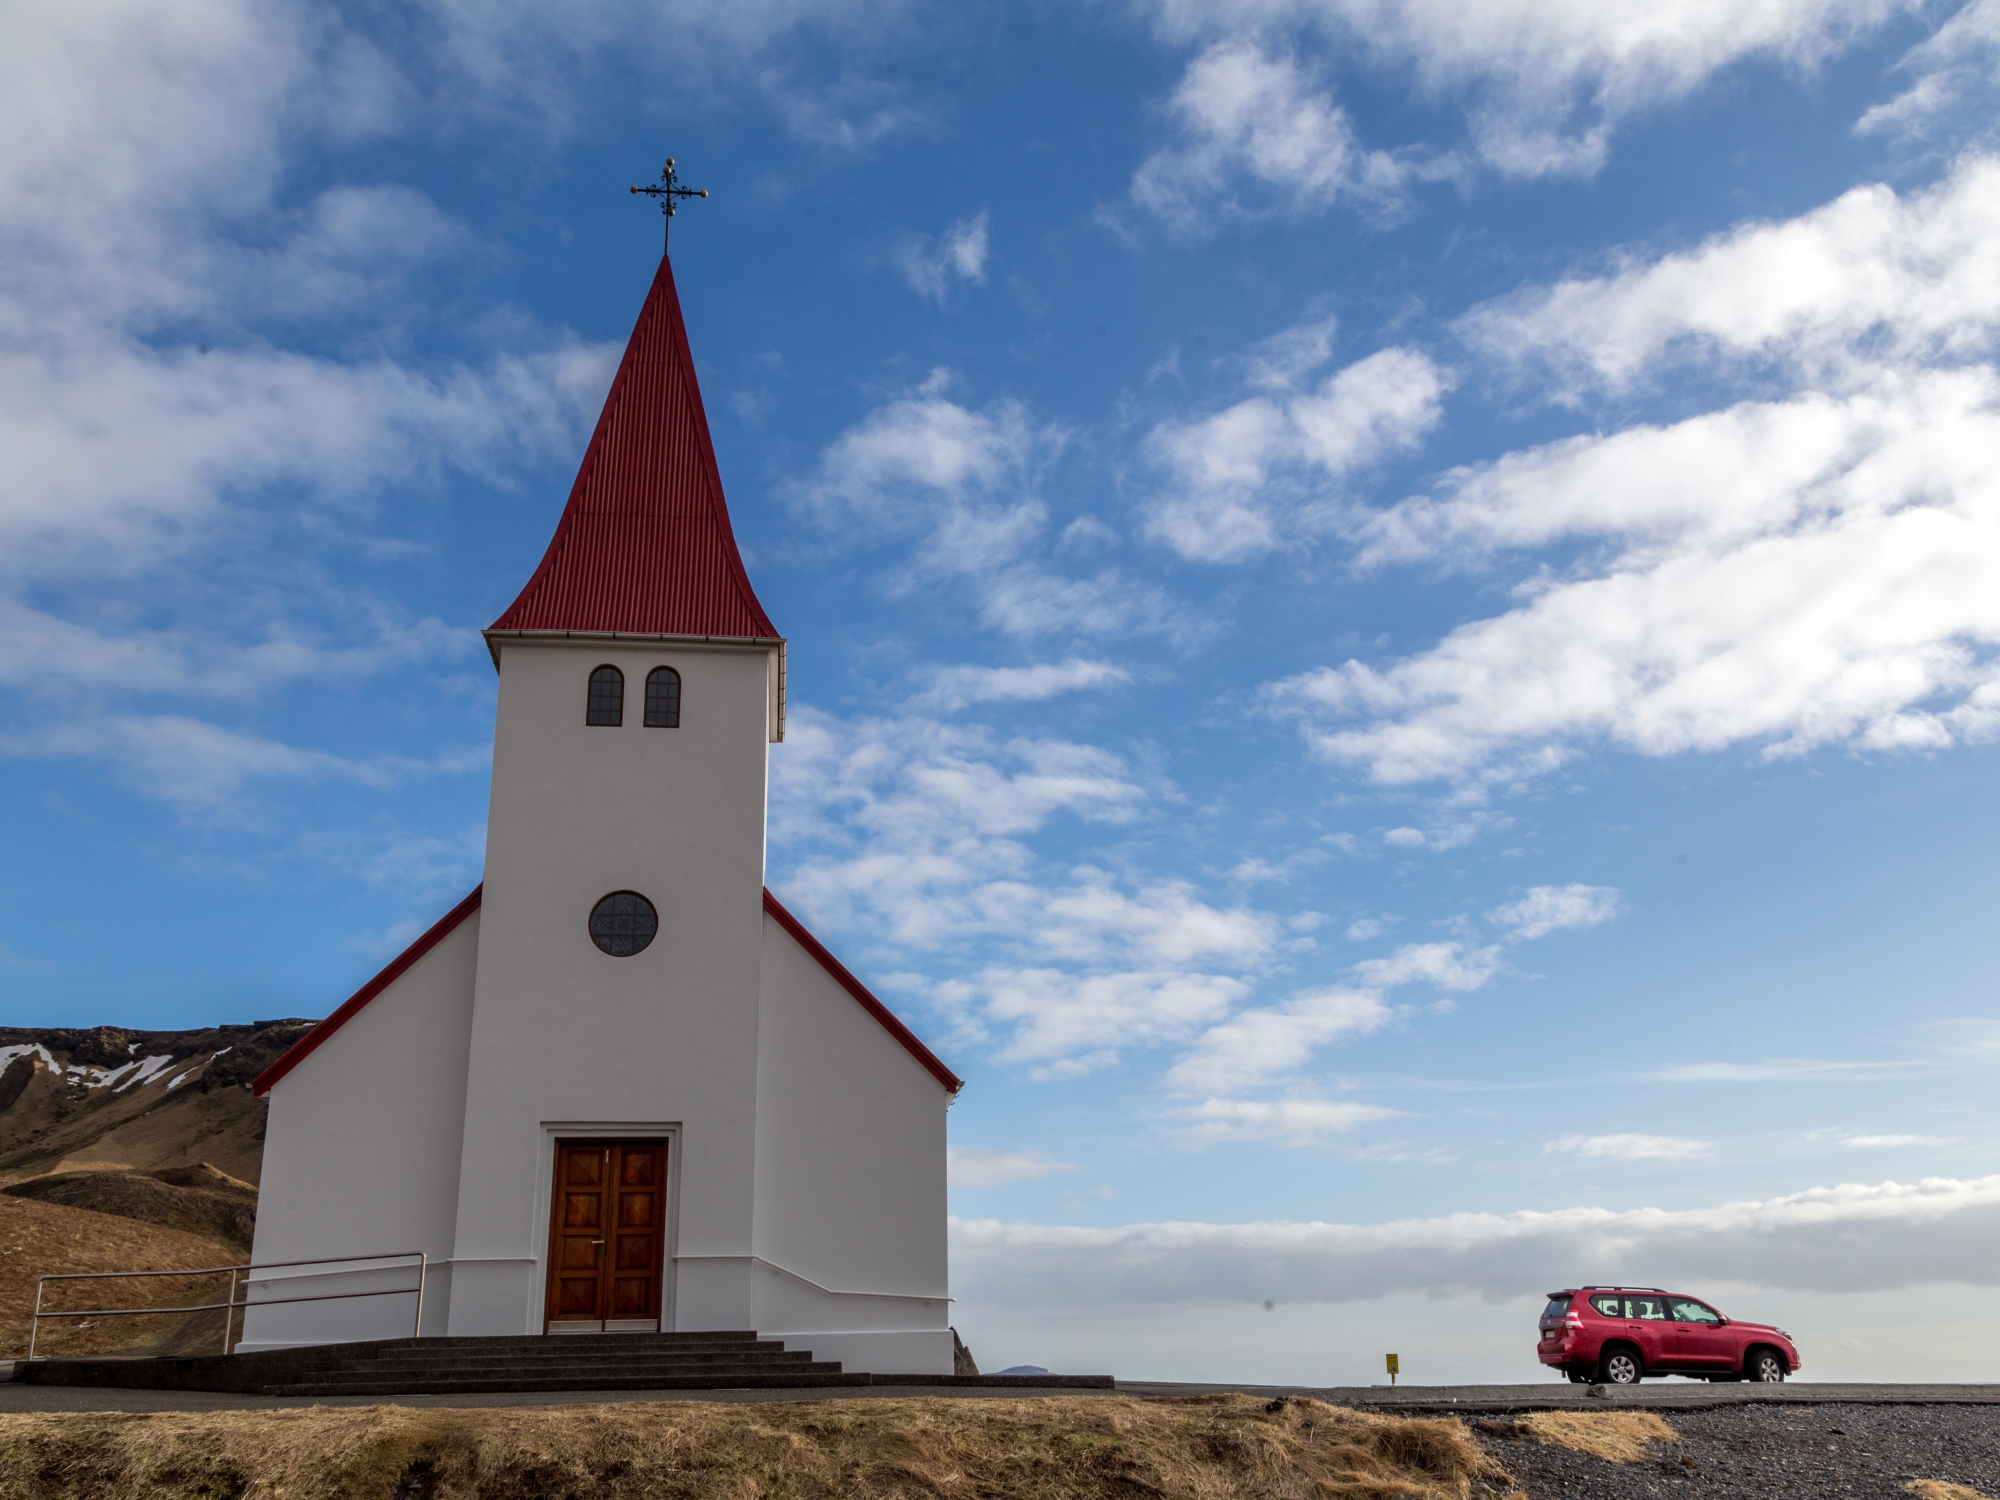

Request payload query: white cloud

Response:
[1143,0,1910,178]
[1277,375,2000,784]
[1458,156,2000,392]
[0,598,475,701]
[0,0,620,819]
[1167,987,1391,1091]
[1147,345,1447,561]
[770,706,1283,1075]
[798,372,1050,530]
[1857,0,2000,141]
[412,0,927,142]
[948,1146,1080,1187]
[1129,44,1412,232]
[976,968,1253,1075]
[920,659,1129,711]
[1489,884,1622,939]
[952,1173,2000,1310]
[1545,1132,1712,1161]
[0,714,486,815]
[1653,1058,1892,1083]
[893,211,990,304]
[1165,880,1615,1091]
[1176,1097,1403,1144]
[795,375,1177,637]
[1275,160,2000,788]
[1351,940,1500,992]
[1844,1134,1958,1148]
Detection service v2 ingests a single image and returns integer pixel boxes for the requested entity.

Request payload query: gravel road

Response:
[1477,1403,2000,1498]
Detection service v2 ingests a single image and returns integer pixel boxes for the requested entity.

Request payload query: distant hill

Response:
[0,1020,311,1188]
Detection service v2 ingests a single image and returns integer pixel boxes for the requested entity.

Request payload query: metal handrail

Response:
[27,1251,427,1360]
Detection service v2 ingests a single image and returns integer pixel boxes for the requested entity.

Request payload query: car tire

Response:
[1599,1346,1642,1385]
[1567,1369,1590,1384]
[1745,1347,1787,1383]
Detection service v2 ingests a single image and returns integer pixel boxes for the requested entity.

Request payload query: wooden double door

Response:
[544,1139,668,1331]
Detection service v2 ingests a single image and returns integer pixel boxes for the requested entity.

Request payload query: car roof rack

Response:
[1581,1285,1667,1292]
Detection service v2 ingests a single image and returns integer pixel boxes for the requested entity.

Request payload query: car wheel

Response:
[1599,1347,1642,1385]
[1745,1347,1786,1383]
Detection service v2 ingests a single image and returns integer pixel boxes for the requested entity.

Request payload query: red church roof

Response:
[487,254,779,645]
[252,887,962,1096]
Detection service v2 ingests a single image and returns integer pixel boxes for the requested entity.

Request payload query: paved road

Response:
[0,1377,1994,1414]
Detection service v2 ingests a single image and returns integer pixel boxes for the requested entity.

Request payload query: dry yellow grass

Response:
[0,1195,243,1359]
[1476,1411,1676,1464]
[1906,1482,1998,1500]
[0,1394,1522,1500]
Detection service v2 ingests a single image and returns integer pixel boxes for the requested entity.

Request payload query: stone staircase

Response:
[260,1331,851,1396]
[14,1332,1116,1397]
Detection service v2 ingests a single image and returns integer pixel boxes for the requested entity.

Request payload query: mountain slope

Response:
[0,1021,311,1188]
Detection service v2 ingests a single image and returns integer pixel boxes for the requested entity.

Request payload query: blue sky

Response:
[5,0,2000,1382]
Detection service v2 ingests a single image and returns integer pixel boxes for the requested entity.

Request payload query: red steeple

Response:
[488,255,779,643]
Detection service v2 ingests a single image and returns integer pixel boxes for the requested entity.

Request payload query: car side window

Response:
[1670,1298,1723,1324]
[1589,1294,1623,1316]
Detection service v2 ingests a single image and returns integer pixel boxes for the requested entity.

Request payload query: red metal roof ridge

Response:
[762,887,965,1094]
[252,885,484,1096]
[658,254,776,640]
[486,253,778,641]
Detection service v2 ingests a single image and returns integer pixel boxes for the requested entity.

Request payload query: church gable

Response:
[762,889,962,1094]
[255,885,958,1097]
[253,885,484,1095]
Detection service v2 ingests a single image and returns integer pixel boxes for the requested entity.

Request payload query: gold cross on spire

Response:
[629,157,709,251]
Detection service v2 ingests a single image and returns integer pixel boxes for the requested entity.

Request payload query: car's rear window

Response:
[1542,1296,1571,1320]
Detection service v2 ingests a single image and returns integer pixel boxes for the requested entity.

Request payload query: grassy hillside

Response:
[5,1166,257,1252]
[0,1195,244,1359]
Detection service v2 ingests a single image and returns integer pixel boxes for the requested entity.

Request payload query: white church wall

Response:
[751,912,954,1373]
[447,639,775,1336]
[240,910,479,1351]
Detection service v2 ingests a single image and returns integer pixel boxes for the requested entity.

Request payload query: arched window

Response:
[645,666,681,728]
[586,665,624,726]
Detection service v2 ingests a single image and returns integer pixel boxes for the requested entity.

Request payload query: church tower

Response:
[453,255,785,1338]
[245,254,961,1375]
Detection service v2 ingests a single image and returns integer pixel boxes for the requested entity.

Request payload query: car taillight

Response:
[1564,1315,1582,1329]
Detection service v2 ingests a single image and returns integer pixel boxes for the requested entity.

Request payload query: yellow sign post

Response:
[1385,1353,1399,1386]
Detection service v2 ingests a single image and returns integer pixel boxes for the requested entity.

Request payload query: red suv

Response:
[1538,1287,1800,1384]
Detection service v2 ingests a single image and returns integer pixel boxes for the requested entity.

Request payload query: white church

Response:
[241,252,964,1376]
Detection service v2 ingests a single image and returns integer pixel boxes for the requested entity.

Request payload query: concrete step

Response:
[340,1352,816,1376]
[315,1332,769,1354]
[331,1356,838,1379]
[264,1368,873,1397]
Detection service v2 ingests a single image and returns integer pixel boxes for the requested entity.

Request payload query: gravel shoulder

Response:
[1474,1403,2000,1499]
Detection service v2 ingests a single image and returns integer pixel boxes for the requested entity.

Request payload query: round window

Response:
[589,891,658,957]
